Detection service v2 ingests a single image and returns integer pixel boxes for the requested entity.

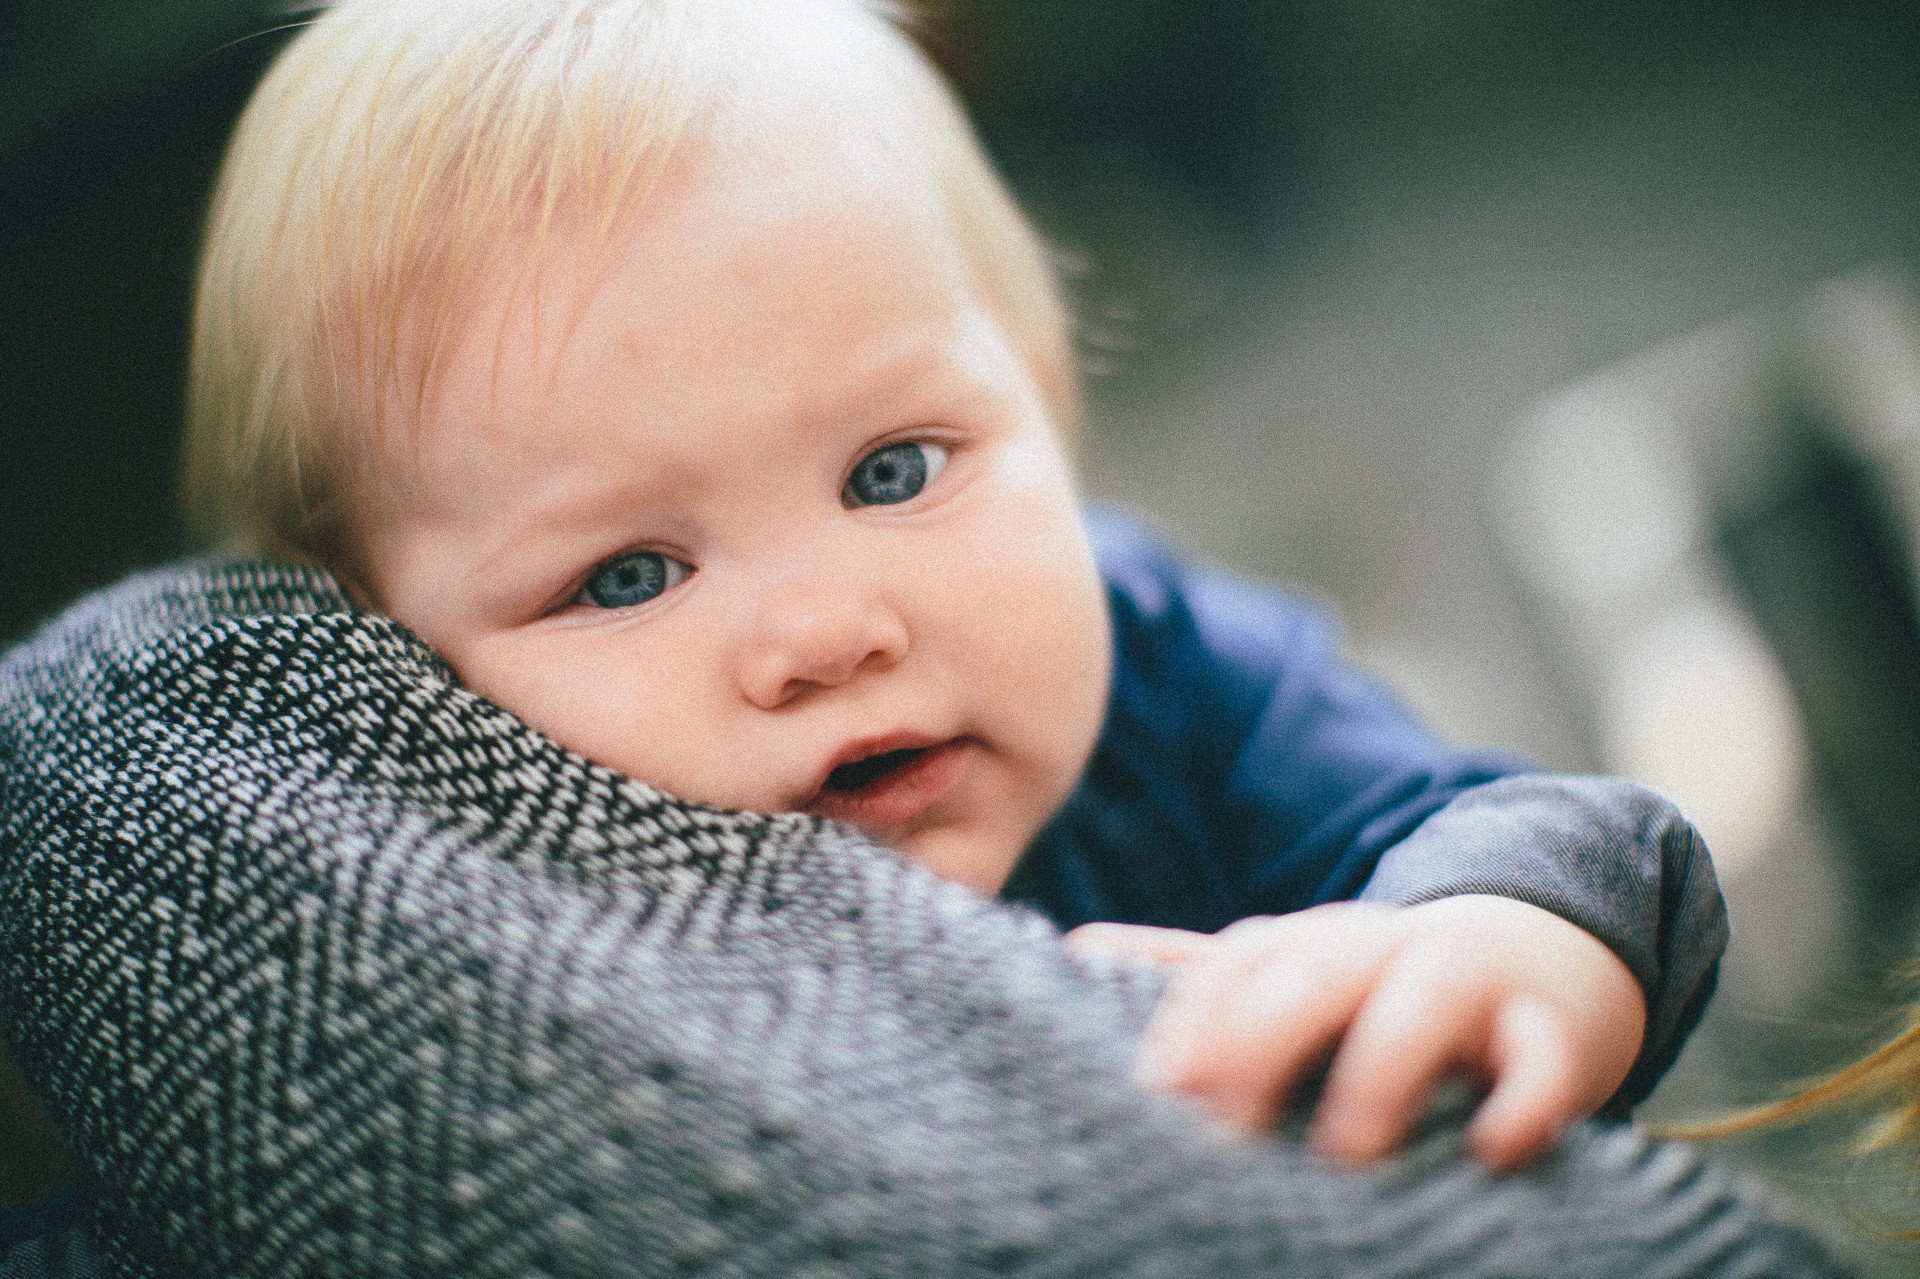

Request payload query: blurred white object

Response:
[1498,394,1704,613]
[1596,592,1805,878]
[1491,265,1920,1026]
[1493,333,1809,879]
[1800,274,1920,578]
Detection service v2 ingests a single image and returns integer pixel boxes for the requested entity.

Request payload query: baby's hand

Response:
[1065,896,1646,1171]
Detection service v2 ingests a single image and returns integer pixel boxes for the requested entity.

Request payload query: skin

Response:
[350,116,1113,898]
[1067,899,1646,1171]
[344,88,1646,1169]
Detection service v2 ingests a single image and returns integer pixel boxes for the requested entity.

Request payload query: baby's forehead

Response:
[423,117,954,337]
[363,148,979,456]
[181,0,1075,564]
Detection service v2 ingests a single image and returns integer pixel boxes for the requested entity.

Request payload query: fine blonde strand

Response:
[1677,1016,1920,1152]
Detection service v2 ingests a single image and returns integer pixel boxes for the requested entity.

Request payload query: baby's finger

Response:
[1143,964,1368,1132]
[1138,911,1400,1131]
[1464,996,1580,1171]
[1308,958,1488,1165]
[1064,922,1214,969]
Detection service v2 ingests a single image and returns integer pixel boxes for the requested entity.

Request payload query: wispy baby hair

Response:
[184,0,1074,564]
[1676,995,1920,1236]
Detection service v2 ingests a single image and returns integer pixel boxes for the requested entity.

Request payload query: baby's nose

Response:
[735,579,909,709]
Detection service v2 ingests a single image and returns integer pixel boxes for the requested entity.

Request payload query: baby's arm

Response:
[1052,514,1724,1166]
[1071,776,1724,1169]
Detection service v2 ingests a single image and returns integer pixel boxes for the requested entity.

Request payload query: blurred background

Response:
[4,0,1920,1266]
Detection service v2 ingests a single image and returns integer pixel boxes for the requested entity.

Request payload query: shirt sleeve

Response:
[1359,775,1728,1109]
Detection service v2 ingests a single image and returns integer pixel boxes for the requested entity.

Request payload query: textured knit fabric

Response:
[1020,510,1727,1109]
[0,560,1849,1277]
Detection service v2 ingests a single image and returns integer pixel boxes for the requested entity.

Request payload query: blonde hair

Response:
[184,0,1076,563]
[1677,997,1920,1236]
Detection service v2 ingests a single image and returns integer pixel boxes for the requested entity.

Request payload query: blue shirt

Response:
[1006,509,1525,930]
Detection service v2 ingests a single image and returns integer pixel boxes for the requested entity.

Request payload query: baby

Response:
[181,0,1710,1173]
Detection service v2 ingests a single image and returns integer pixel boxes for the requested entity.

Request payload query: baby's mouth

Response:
[822,746,928,793]
[805,738,971,832]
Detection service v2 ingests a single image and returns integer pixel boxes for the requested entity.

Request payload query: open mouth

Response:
[806,738,970,831]
[823,747,929,793]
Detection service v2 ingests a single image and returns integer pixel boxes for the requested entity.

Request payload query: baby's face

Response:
[350,122,1111,895]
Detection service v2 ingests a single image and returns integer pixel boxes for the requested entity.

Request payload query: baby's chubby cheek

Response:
[982,512,1110,802]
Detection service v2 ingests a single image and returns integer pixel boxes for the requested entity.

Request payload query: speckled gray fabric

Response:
[0,559,1852,1278]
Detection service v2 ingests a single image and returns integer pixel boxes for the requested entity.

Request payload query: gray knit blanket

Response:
[0,559,1851,1277]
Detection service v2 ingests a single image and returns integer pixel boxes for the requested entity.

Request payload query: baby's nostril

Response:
[825,747,925,791]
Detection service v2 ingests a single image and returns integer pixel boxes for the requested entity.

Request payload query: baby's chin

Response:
[882,823,1025,898]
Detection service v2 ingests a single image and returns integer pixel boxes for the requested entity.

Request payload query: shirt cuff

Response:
[1358,774,1730,1110]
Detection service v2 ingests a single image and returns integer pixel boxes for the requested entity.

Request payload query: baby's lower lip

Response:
[805,739,970,833]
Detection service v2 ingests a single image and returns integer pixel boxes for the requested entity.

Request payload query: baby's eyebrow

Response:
[462,492,658,597]
[793,322,967,429]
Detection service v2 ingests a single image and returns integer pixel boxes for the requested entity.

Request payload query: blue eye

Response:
[581,551,689,609]
[843,441,949,507]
